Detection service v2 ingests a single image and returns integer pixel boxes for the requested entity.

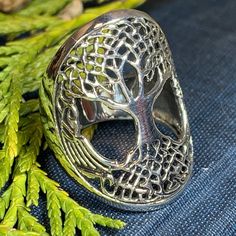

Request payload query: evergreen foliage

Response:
[0,0,145,235]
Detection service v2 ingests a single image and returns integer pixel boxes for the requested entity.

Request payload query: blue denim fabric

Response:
[33,0,236,235]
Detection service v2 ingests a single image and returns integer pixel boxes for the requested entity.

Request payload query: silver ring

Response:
[40,9,193,211]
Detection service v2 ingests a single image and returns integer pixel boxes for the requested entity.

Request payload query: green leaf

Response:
[1,174,26,227]
[19,0,72,16]
[0,206,18,228]
[0,13,58,38]
[18,208,46,233]
[0,106,9,123]
[47,190,63,236]
[34,165,126,236]
[26,171,40,207]
[19,100,39,117]
[63,211,76,236]
[0,157,12,189]
[77,217,99,236]
[17,119,43,173]
[23,47,59,94]
[0,225,47,236]
[0,187,12,220]
[92,214,126,229]
[3,74,23,159]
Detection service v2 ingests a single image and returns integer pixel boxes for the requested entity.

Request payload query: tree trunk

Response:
[130,96,159,144]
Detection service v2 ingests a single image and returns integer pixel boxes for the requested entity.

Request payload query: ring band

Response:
[40,9,193,211]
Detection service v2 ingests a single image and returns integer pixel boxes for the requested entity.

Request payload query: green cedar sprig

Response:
[18,0,72,16]
[33,165,125,236]
[0,13,58,38]
[0,106,126,236]
[0,0,145,235]
[0,0,145,189]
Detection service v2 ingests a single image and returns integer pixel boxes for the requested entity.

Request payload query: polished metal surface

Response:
[40,9,193,211]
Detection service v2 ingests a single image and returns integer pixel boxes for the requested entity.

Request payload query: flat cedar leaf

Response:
[63,211,76,236]
[0,95,9,110]
[0,157,12,189]
[0,106,9,123]
[2,174,26,227]
[0,57,11,68]
[13,113,43,174]
[0,14,58,38]
[77,218,99,236]
[18,152,34,174]
[18,208,46,233]
[23,46,59,94]
[0,187,12,220]
[17,133,30,154]
[92,214,126,229]
[19,0,72,16]
[1,206,18,228]
[0,225,47,236]
[39,79,54,124]
[11,174,27,198]
[34,165,126,235]
[4,74,22,160]
[0,150,5,161]
[19,99,39,116]
[0,45,24,57]
[34,166,60,189]
[18,129,42,173]
[47,190,63,236]
[0,73,24,187]
[26,171,40,207]
[2,190,24,227]
[0,74,11,92]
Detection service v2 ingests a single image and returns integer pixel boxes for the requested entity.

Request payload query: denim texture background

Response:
[33,0,236,235]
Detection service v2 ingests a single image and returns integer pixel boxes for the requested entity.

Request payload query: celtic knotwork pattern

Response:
[103,137,192,201]
[54,14,192,205]
[59,16,172,107]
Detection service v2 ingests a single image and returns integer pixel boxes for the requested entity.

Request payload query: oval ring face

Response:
[41,9,193,211]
